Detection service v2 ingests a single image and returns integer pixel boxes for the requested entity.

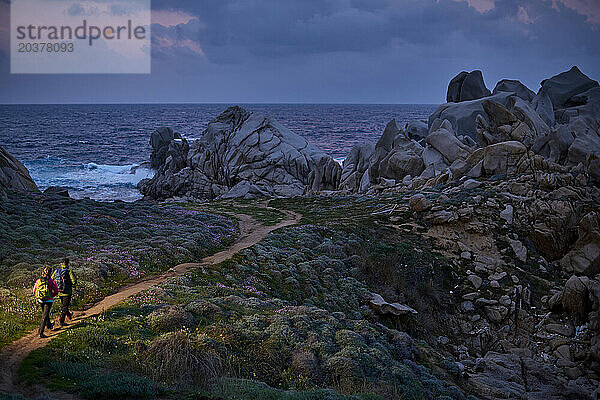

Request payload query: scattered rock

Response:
[508,238,527,263]
[463,178,481,190]
[484,305,508,323]
[43,186,70,198]
[468,274,483,289]
[409,193,432,212]
[368,293,417,316]
[500,205,514,225]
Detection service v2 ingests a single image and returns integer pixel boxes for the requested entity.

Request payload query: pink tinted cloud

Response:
[517,6,533,24]
[152,9,198,27]
[555,0,600,23]
[155,35,205,56]
[453,0,495,13]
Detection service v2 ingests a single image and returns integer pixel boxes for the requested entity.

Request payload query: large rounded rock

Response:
[429,92,513,140]
[531,90,555,127]
[540,66,599,109]
[447,71,468,103]
[370,120,425,183]
[378,143,424,182]
[340,144,374,192]
[562,275,591,324]
[493,79,535,102]
[0,146,39,193]
[426,122,472,164]
[560,212,600,276]
[447,70,491,103]
[460,70,492,101]
[150,127,185,169]
[481,141,528,176]
[409,193,432,212]
[406,120,428,140]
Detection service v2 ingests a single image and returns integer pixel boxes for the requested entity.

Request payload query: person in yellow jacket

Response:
[51,257,77,327]
[33,267,59,338]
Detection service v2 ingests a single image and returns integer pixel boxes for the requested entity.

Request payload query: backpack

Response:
[54,268,71,292]
[35,278,50,301]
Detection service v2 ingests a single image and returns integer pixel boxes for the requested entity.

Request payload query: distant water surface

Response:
[0,104,436,201]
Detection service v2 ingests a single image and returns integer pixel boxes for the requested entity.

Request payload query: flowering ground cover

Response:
[0,192,237,348]
[17,196,475,400]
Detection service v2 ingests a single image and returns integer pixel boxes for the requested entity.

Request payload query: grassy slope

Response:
[17,195,477,400]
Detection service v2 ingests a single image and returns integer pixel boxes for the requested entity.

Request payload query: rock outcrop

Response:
[332,66,600,399]
[447,70,492,103]
[139,106,341,200]
[406,120,428,140]
[339,144,374,192]
[43,186,70,197]
[0,146,39,193]
[492,79,535,102]
[340,121,425,192]
[429,92,513,140]
[348,66,600,196]
[368,293,418,316]
[540,66,599,109]
[149,127,189,172]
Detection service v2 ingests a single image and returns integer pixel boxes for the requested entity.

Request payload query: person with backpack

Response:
[52,257,77,327]
[32,266,59,338]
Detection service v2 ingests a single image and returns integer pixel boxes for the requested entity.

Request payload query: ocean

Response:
[0,104,437,201]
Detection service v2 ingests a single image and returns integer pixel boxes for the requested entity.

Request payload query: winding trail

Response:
[0,208,300,398]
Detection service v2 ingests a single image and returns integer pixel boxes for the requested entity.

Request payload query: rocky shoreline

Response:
[139,66,599,202]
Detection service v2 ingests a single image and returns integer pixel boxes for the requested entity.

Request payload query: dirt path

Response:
[0,208,300,398]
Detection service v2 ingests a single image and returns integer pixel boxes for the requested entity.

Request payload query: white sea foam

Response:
[24,157,154,202]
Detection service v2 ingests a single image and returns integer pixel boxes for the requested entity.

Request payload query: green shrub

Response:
[145,331,221,388]
[59,325,121,353]
[212,378,384,400]
[147,306,194,333]
[0,320,22,342]
[47,361,164,399]
[80,372,164,399]
[0,393,26,400]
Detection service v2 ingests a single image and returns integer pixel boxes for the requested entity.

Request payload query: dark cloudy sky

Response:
[0,0,599,103]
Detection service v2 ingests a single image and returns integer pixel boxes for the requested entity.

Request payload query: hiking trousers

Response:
[59,294,72,323]
[38,302,52,336]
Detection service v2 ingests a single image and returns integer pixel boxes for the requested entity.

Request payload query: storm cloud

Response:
[0,0,598,103]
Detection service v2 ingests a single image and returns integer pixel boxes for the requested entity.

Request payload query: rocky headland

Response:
[138,106,341,200]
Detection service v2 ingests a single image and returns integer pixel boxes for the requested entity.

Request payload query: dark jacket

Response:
[51,268,77,296]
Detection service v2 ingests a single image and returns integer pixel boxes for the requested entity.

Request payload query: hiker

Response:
[52,257,77,326]
[33,266,59,338]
